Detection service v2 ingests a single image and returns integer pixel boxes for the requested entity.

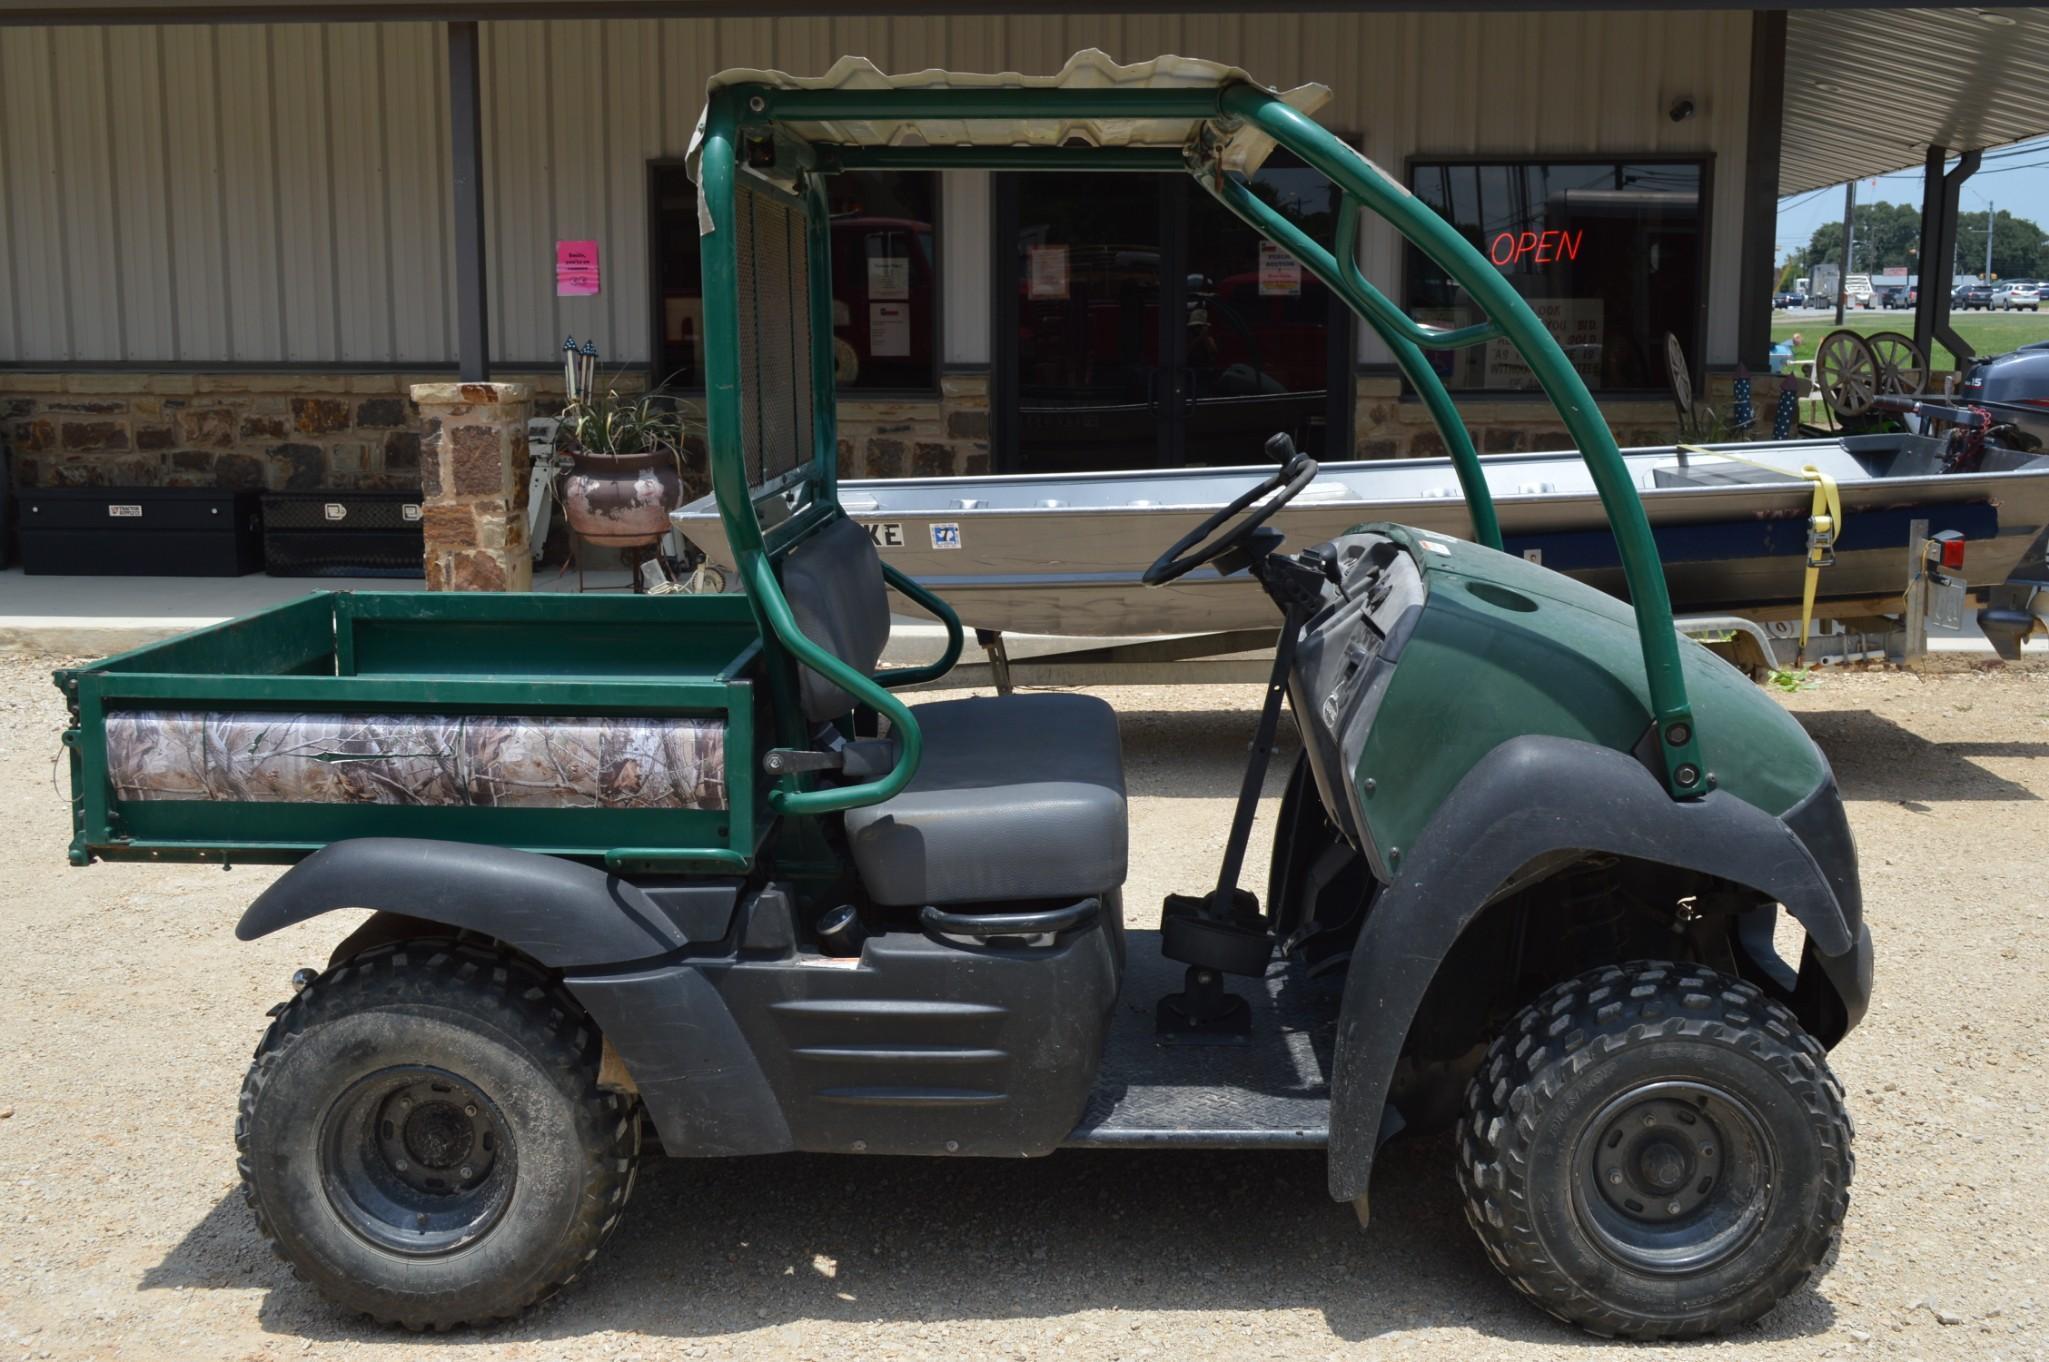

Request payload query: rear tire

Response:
[1456,962,1851,1339]
[237,939,640,1329]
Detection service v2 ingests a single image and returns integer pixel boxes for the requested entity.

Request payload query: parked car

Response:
[1907,284,1919,307]
[1874,285,1907,308]
[1957,283,1997,310]
[2004,281,2041,312]
[1772,290,1804,309]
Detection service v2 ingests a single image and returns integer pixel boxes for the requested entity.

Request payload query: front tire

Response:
[1456,962,1851,1339]
[237,940,640,1329]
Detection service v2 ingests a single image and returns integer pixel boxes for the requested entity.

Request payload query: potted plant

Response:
[554,340,694,549]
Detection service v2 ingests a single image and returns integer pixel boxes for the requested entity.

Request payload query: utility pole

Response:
[1835,179,1855,325]
[1984,200,1995,282]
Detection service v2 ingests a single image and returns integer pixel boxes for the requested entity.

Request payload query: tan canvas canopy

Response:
[686,49,1331,222]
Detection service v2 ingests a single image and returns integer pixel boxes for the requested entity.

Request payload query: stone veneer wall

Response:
[831,369,1761,475]
[2,372,430,492]
[0,370,651,493]
[835,372,993,479]
[1352,371,1762,460]
[5,365,1795,498]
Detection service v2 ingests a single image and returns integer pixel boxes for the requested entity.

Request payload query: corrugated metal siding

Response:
[0,10,1753,365]
[0,20,454,363]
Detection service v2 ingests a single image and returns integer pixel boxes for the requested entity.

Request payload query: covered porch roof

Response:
[1779,5,2049,192]
[0,0,2032,19]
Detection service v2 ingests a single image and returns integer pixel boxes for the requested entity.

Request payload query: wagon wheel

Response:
[1865,330,1929,398]
[1813,328,1880,421]
[1664,331,1694,419]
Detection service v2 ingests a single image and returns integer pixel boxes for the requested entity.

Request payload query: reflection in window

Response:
[1404,161,1704,393]
[652,167,937,391]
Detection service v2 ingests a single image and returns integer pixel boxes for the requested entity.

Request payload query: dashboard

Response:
[1284,530,1429,857]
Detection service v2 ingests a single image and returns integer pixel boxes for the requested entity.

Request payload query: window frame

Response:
[644,157,945,399]
[1399,151,1715,399]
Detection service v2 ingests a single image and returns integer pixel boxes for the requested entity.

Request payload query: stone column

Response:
[409,381,533,592]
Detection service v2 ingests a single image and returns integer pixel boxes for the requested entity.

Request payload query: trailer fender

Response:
[237,838,795,1156]
[236,837,688,968]
[1325,735,1862,1208]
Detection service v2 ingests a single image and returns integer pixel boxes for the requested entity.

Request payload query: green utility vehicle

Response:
[57,56,1868,1339]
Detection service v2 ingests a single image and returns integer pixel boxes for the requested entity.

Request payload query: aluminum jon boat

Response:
[672,435,2049,638]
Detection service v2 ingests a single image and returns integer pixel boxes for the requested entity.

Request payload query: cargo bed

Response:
[56,591,763,872]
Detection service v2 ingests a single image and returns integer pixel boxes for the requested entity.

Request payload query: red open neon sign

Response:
[1489,228,1585,266]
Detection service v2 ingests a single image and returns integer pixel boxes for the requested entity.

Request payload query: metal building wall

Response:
[0,22,455,365]
[0,10,1753,367]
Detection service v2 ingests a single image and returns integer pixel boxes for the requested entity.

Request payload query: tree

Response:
[1954,208,2045,280]
[1800,201,1923,274]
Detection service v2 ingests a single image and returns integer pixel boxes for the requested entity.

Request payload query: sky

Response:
[1775,134,2049,274]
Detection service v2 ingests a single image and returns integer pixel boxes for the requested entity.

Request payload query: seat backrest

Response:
[779,514,890,722]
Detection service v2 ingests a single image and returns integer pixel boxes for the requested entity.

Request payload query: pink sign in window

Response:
[556,240,601,297]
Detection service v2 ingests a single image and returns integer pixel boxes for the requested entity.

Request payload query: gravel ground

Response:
[2,651,2047,1361]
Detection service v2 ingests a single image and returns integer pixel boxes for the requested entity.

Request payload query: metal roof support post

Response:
[448,20,490,382]
[1735,10,1787,372]
[1834,180,1854,328]
[1913,145,1981,370]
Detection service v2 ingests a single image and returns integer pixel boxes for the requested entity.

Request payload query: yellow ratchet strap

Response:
[1675,445,1843,666]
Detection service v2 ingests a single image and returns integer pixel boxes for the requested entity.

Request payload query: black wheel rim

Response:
[1571,1080,1776,1276]
[319,1065,516,1257]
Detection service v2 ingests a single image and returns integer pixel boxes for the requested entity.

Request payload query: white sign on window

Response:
[1258,241,1302,297]
[867,255,911,301]
[1484,298,1603,386]
[1028,244,1070,301]
[869,302,910,358]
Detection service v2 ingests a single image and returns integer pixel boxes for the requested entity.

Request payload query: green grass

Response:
[1769,311,2048,373]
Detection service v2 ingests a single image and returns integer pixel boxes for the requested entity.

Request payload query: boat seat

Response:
[846,694,1128,906]
[777,515,1128,907]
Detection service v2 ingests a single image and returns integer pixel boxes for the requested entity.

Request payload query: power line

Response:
[1778,185,1836,213]
[1973,158,2049,178]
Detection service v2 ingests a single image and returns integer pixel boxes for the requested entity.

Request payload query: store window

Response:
[1403,159,1705,392]
[651,166,937,391]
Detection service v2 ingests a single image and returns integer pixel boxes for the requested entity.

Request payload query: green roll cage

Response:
[695,79,1707,813]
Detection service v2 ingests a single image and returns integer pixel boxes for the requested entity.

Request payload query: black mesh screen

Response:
[734,186,816,492]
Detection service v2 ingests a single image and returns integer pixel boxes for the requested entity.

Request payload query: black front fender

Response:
[237,838,688,968]
[1326,735,1862,1206]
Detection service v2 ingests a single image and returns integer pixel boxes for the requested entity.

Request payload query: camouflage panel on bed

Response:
[104,711,726,811]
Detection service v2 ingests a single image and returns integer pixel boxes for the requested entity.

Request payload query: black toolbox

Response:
[18,486,265,576]
[262,490,424,578]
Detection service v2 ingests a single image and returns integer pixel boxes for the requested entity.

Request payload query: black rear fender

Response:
[1325,735,1866,1207]
[237,838,688,967]
[237,838,792,1157]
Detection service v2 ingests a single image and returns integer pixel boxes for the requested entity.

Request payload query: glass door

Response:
[1176,157,1349,464]
[995,160,1349,474]
[998,175,1168,473]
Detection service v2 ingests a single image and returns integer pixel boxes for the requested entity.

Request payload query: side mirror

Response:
[1264,432,1297,464]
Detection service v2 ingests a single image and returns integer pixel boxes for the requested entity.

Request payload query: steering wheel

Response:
[1143,434,1320,586]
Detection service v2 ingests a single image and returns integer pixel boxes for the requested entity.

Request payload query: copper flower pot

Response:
[559,446,685,548]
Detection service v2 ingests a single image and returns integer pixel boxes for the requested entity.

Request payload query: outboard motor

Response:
[1959,342,2049,451]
